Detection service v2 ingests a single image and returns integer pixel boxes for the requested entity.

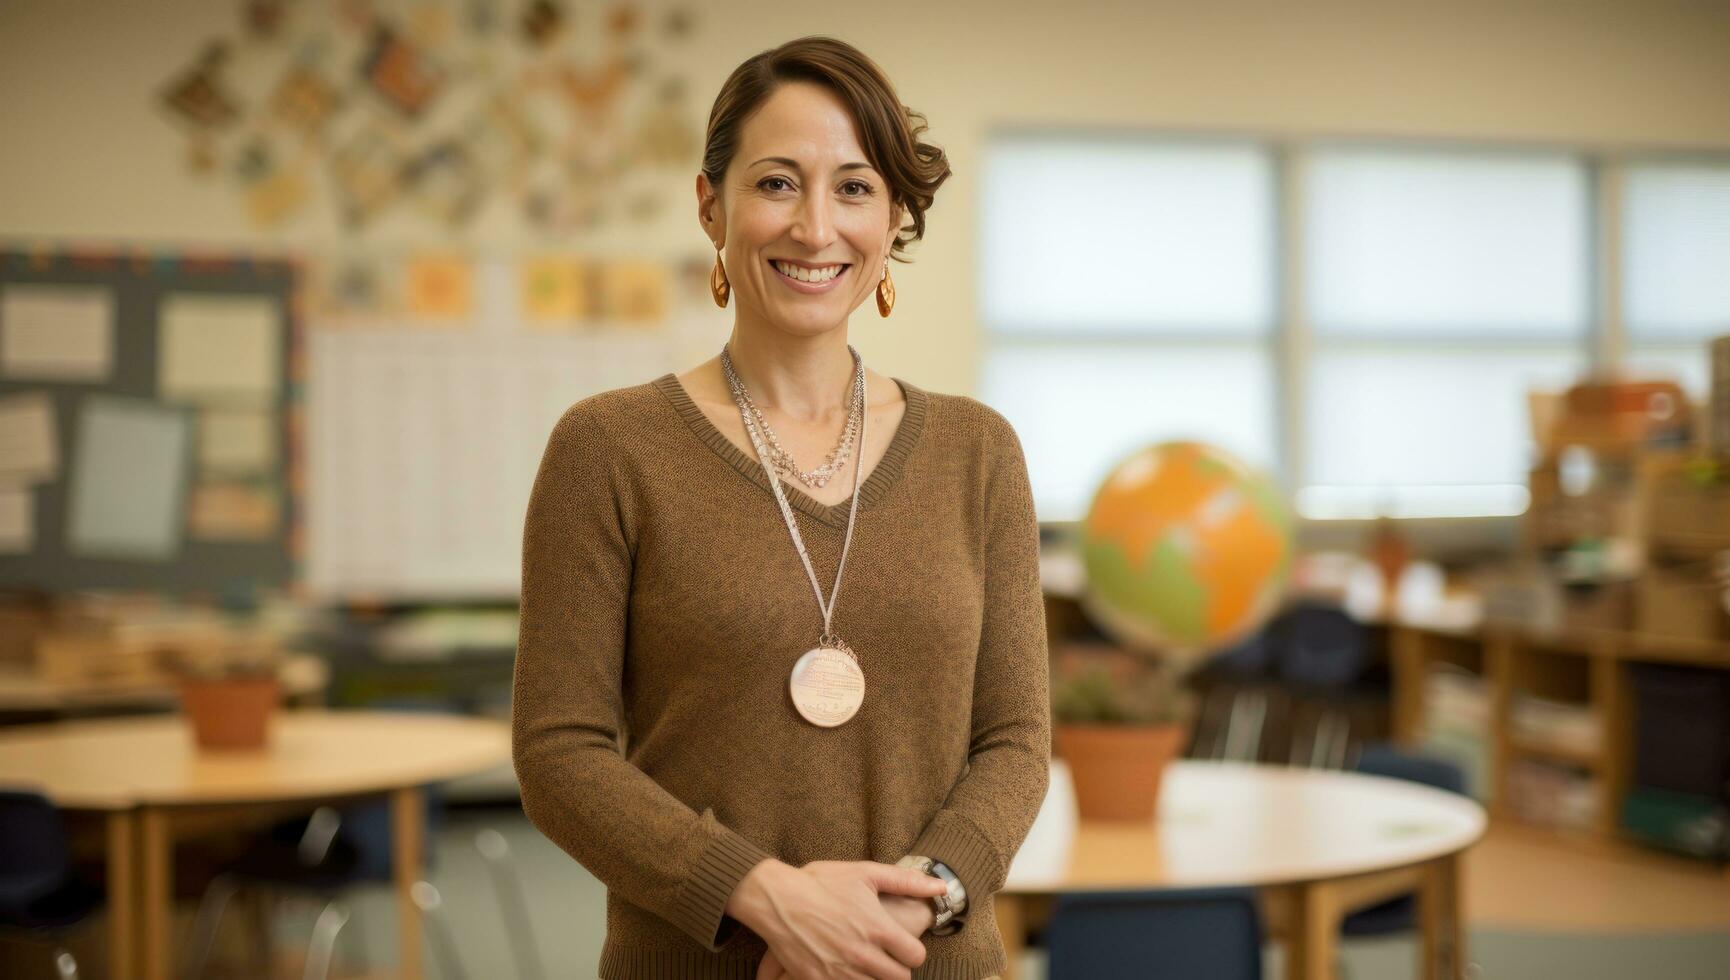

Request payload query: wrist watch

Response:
[896,854,967,936]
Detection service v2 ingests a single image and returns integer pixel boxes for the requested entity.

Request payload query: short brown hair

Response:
[701,36,951,262]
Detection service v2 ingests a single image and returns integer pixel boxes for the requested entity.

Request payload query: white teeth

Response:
[774,261,845,283]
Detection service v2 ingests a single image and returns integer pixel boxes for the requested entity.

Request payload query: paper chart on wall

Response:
[304,324,684,598]
[0,284,115,381]
[0,392,58,484]
[158,293,281,404]
[67,396,190,560]
[0,486,31,553]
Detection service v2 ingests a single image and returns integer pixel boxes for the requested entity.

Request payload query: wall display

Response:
[0,249,298,594]
[153,0,703,233]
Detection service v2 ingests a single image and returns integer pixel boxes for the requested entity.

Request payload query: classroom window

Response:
[1299,147,1592,518]
[978,136,1277,522]
[1621,161,1730,399]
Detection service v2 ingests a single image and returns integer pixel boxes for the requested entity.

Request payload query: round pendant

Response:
[788,646,865,728]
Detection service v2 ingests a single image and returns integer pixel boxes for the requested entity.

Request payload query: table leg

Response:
[138,807,172,980]
[1421,853,1464,979]
[391,787,425,980]
[1288,881,1341,980]
[994,893,1024,980]
[105,810,136,980]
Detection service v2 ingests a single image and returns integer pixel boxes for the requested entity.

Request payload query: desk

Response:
[0,708,510,980]
[998,760,1486,980]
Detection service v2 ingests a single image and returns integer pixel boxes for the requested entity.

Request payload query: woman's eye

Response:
[760,176,792,193]
[841,180,872,197]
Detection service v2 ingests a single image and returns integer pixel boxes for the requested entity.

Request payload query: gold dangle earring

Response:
[710,247,730,308]
[876,259,895,317]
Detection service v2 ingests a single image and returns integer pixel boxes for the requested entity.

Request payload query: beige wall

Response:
[7,0,1727,559]
[3,0,1727,398]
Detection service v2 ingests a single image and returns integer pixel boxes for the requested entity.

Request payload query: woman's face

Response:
[698,80,900,337]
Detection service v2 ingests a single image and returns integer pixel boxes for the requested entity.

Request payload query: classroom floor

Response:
[236,803,1726,980]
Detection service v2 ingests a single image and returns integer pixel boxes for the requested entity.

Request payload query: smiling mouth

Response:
[770,260,850,285]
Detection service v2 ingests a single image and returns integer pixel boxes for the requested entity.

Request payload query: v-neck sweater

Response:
[511,371,1051,979]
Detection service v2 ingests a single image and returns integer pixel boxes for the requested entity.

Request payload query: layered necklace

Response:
[720,342,868,727]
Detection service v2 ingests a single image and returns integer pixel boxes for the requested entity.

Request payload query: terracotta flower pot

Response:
[1054,722,1188,822]
[180,674,280,751]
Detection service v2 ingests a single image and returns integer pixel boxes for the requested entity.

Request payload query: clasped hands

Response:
[725,858,947,980]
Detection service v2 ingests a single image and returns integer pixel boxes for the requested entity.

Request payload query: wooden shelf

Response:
[1507,733,1602,770]
[1391,618,1725,876]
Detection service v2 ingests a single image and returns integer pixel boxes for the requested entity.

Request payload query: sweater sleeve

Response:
[907,409,1052,921]
[512,402,775,951]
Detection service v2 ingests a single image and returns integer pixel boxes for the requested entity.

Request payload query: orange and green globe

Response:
[1079,441,1294,667]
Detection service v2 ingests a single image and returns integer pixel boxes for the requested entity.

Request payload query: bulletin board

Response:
[0,247,299,596]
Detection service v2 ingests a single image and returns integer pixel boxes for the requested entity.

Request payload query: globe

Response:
[1079,440,1295,669]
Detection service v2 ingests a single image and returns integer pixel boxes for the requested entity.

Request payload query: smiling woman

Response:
[512,34,1047,980]
[696,39,949,340]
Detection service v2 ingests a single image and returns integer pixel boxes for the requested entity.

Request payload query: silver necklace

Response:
[730,363,862,490]
[721,342,867,728]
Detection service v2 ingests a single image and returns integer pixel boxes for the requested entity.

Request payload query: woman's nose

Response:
[790,191,836,250]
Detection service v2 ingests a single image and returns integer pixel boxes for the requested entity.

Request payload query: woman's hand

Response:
[727,859,949,979]
[756,894,936,979]
[879,894,937,938]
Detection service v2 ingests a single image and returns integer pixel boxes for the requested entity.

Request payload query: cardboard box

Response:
[1647,478,1730,552]
[1560,579,1635,632]
[1550,379,1694,455]
[1636,564,1730,642]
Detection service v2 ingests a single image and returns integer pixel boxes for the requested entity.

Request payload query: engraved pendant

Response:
[788,646,865,728]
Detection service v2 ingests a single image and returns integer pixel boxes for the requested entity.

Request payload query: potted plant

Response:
[170,626,284,751]
[1051,647,1193,822]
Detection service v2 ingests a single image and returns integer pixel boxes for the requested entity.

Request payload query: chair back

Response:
[0,790,70,880]
[1046,887,1263,980]
[1353,743,1468,795]
[1272,601,1372,691]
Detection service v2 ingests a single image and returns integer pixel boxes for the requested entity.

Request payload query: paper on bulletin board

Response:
[0,392,58,484]
[600,260,670,325]
[521,255,589,326]
[405,254,473,321]
[68,396,189,560]
[0,486,31,553]
[159,293,281,404]
[198,407,275,473]
[0,284,114,381]
[188,480,279,540]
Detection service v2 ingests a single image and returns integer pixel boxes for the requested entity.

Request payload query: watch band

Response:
[896,854,968,936]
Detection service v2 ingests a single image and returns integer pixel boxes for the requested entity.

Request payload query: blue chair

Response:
[0,789,99,979]
[1045,887,1264,980]
[1192,632,1278,762]
[1343,743,1467,937]
[1272,602,1380,769]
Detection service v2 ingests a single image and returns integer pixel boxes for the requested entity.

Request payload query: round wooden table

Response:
[998,760,1487,980]
[0,708,511,980]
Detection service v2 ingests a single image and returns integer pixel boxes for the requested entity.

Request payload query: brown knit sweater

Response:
[511,371,1051,979]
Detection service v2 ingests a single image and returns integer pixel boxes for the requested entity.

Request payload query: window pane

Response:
[1306,148,1590,335]
[1302,347,1585,519]
[1624,162,1730,339]
[981,342,1277,523]
[981,138,1274,334]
